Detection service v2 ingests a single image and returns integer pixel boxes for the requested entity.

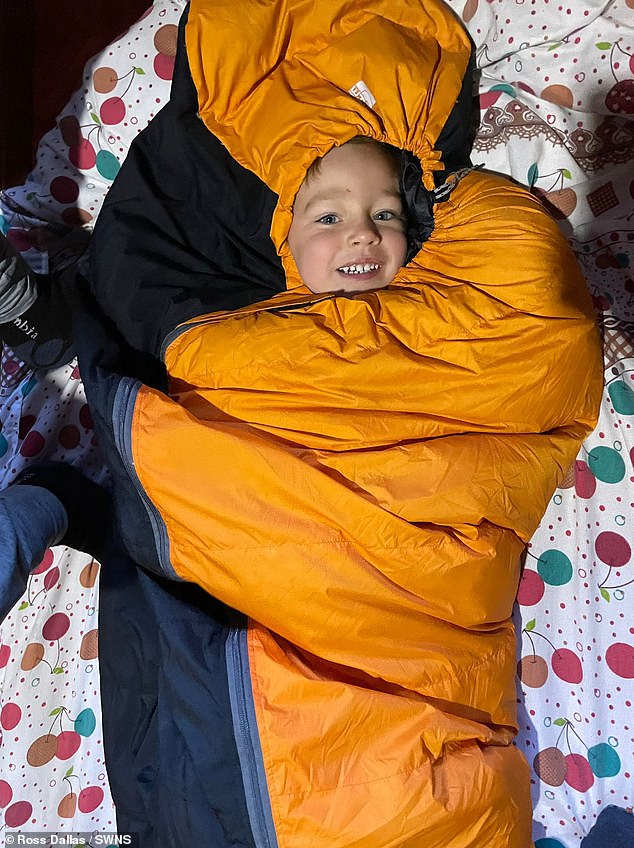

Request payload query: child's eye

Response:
[374,210,402,221]
[317,214,340,225]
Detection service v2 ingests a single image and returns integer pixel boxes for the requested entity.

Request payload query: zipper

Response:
[112,376,178,581]
[226,627,278,848]
[160,292,336,362]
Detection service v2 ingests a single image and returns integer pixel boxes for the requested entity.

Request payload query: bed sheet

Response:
[441,2,634,845]
[1,0,633,843]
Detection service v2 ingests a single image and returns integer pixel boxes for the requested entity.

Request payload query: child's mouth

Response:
[337,263,381,276]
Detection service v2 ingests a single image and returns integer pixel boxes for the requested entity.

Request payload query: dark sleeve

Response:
[0,266,76,370]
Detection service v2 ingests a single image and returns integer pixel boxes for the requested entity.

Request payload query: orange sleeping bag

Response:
[111,1,603,844]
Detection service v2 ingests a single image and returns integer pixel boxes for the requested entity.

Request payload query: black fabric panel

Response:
[87,6,285,361]
[72,278,168,571]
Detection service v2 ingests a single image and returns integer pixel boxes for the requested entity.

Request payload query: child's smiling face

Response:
[287,141,408,294]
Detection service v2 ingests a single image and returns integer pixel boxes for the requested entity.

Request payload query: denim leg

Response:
[581,806,634,847]
[0,485,68,620]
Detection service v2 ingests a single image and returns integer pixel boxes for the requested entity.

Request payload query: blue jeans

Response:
[581,806,634,847]
[0,484,67,620]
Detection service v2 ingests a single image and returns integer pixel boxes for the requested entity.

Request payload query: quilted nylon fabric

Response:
[135,172,602,845]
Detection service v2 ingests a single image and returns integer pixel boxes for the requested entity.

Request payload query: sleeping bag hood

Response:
[186,0,474,286]
[81,2,604,847]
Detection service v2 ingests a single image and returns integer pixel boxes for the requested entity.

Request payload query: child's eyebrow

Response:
[302,189,402,213]
[302,189,350,212]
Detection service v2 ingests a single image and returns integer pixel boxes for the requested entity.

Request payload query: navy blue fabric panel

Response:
[74,194,260,848]
[98,543,160,845]
[72,278,169,578]
[99,540,257,847]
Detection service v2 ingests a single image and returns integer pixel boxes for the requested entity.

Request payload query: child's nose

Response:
[349,219,381,245]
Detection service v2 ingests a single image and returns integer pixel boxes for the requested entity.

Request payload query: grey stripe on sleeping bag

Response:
[112,376,181,582]
[226,628,279,848]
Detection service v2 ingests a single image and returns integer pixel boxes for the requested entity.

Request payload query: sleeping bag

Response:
[80,1,604,846]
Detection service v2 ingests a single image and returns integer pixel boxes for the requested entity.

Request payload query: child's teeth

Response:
[339,263,379,274]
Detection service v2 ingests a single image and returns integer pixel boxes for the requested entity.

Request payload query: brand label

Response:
[348,80,376,108]
[12,316,38,339]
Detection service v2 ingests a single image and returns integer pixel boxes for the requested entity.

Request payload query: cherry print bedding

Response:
[1,0,632,843]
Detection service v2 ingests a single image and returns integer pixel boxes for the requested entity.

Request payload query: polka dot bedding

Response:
[0,1,183,233]
[1,0,632,842]
[0,0,186,834]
